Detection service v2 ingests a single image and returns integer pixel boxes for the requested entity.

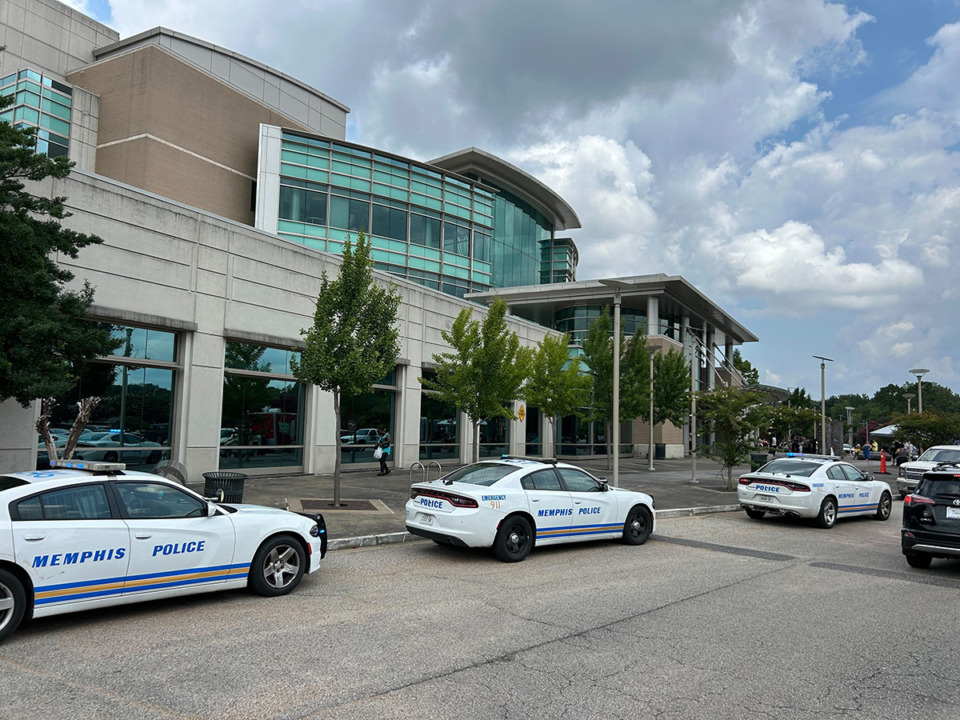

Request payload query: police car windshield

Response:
[441,463,516,487]
[758,459,821,477]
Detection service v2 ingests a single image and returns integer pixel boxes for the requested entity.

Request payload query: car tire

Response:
[815,497,837,529]
[493,515,533,562]
[622,505,652,545]
[248,535,307,597]
[104,451,118,463]
[874,492,892,521]
[744,509,766,520]
[0,569,27,645]
[906,552,932,569]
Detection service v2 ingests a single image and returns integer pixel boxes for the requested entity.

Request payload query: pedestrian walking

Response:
[376,428,391,476]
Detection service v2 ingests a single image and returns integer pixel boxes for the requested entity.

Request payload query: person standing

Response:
[376,428,391,476]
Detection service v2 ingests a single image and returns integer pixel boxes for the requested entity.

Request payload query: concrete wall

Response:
[0,170,552,479]
[0,0,117,81]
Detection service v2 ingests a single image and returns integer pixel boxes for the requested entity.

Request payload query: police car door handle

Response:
[23,534,44,541]
[135,533,153,539]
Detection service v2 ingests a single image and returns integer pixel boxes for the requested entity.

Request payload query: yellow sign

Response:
[518,405,526,422]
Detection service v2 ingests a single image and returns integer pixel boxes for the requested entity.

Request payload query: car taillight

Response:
[904,494,935,505]
[785,482,810,492]
[410,488,478,508]
[448,495,478,508]
[738,477,752,485]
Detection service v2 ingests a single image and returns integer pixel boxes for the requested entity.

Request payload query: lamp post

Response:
[599,279,636,487]
[902,393,915,414]
[908,369,929,413]
[845,406,854,450]
[813,356,833,454]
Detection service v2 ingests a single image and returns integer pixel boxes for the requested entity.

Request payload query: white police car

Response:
[405,457,656,562]
[737,455,893,528]
[0,461,326,644]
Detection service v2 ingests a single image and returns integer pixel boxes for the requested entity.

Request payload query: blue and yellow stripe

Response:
[838,503,878,515]
[35,563,251,606]
[537,522,622,540]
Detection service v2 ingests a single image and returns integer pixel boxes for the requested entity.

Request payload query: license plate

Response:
[946,507,960,519]
[418,513,435,526]
[759,495,776,503]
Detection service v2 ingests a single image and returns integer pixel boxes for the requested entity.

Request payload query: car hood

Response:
[224,503,313,521]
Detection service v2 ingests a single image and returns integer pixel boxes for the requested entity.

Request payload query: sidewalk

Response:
[201,454,898,549]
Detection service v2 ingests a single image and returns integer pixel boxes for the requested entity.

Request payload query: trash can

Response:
[654,443,666,460]
[750,453,768,472]
[202,471,247,503]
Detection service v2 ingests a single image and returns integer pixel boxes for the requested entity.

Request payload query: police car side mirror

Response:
[864,473,875,482]
[598,478,610,491]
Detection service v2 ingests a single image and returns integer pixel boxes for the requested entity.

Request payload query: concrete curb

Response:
[325,505,742,551]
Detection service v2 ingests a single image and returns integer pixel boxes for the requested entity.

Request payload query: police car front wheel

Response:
[622,505,652,545]
[249,535,307,596]
[0,569,27,644]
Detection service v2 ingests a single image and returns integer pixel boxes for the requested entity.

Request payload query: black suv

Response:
[902,462,960,568]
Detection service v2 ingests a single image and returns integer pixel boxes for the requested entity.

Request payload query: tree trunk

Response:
[63,397,100,460]
[333,389,342,508]
[36,398,58,465]
[473,420,482,464]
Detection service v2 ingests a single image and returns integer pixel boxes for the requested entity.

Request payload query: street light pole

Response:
[902,393,915,414]
[648,353,655,471]
[599,279,636,487]
[909,369,929,413]
[845,406,854,450]
[813,356,833,454]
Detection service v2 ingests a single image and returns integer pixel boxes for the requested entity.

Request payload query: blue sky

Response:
[71,0,960,401]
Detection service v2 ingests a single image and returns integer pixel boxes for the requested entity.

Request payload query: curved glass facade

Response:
[554,306,647,345]
[275,131,495,298]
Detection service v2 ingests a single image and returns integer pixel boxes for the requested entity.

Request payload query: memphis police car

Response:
[737,455,893,528]
[405,457,656,562]
[0,461,326,644]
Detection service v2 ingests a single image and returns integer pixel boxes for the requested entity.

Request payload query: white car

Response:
[0,460,327,644]
[737,455,893,528]
[405,457,656,562]
[897,445,960,499]
[75,431,162,464]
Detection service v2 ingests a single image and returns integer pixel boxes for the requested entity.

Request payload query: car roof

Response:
[0,468,172,492]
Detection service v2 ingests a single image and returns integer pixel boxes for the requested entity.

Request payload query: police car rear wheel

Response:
[493,516,532,562]
[744,509,766,520]
[622,505,652,545]
[249,535,306,596]
[874,492,892,520]
[815,497,837,529]
[0,569,26,644]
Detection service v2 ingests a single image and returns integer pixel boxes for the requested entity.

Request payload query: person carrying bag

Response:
[376,429,391,476]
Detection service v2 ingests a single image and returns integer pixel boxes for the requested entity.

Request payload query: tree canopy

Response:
[697,386,766,489]
[0,88,118,407]
[292,231,401,504]
[732,349,760,386]
[523,332,591,440]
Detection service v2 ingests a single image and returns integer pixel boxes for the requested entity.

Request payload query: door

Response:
[11,481,131,615]
[826,464,858,517]
[840,463,879,516]
[113,481,238,599]
[556,467,622,541]
[521,469,573,545]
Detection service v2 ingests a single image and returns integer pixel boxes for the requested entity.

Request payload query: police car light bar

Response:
[51,459,126,472]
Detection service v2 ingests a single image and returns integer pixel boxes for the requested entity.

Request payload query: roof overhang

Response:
[466,274,758,345]
[430,147,581,231]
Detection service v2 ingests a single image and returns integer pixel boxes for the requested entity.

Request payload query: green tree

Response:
[652,347,691,427]
[0,84,118,408]
[580,308,650,465]
[787,387,816,410]
[732,349,759,385]
[523,332,591,450]
[697,386,766,489]
[420,297,531,463]
[893,411,960,451]
[292,232,401,505]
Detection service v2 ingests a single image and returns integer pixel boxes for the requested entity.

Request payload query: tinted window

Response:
[758,460,821,477]
[918,477,960,498]
[438,463,516,487]
[0,476,28,492]
[523,469,563,491]
[116,482,205,519]
[15,484,111,520]
[839,464,865,482]
[826,466,845,481]
[558,468,601,492]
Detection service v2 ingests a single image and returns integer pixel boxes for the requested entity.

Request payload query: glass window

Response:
[116,482,205,519]
[340,388,395,466]
[109,325,177,363]
[474,232,491,262]
[18,484,112,520]
[372,204,407,242]
[420,385,459,462]
[443,222,470,256]
[826,466,845,481]
[330,195,369,232]
[410,214,441,248]
[839,464,865,482]
[559,468,602,492]
[522,469,563,491]
[225,341,299,375]
[439,462,515,487]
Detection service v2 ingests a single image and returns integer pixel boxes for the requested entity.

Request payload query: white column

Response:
[646,296,659,337]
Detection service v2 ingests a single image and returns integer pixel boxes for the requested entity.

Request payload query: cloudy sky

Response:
[75,0,960,400]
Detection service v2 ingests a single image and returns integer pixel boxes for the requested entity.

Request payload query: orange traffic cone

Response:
[879,451,888,474]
